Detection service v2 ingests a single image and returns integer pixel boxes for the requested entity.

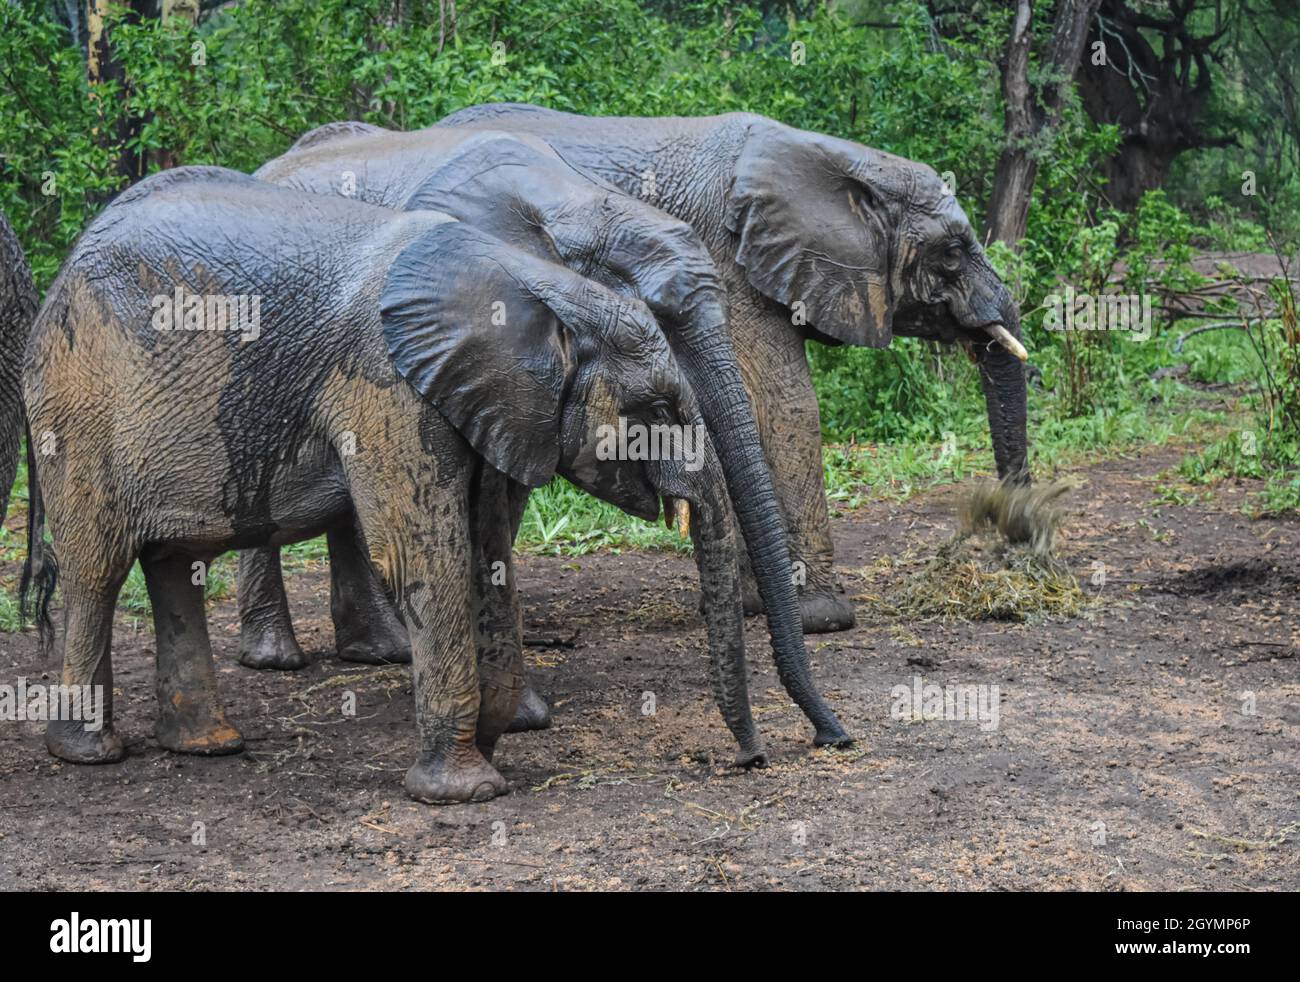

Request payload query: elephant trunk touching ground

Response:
[670,298,850,746]
[655,425,768,765]
[0,212,36,521]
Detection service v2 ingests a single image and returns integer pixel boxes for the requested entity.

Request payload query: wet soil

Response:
[1,445,1296,891]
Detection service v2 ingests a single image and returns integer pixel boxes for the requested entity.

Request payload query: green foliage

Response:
[0,0,1294,589]
[518,479,691,556]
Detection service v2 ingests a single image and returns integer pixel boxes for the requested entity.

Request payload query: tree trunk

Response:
[1076,0,1234,212]
[87,0,158,191]
[986,0,1102,248]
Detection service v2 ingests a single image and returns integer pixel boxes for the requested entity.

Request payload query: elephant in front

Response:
[236,122,846,743]
[21,166,842,803]
[0,209,36,522]
[437,105,1032,634]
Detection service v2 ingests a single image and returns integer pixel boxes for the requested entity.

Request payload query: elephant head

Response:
[723,118,1030,481]
[378,220,844,758]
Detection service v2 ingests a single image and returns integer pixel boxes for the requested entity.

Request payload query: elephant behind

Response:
[437,104,1031,633]
[20,166,850,802]
[0,210,36,522]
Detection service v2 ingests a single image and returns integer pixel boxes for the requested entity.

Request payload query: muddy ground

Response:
[0,444,1296,891]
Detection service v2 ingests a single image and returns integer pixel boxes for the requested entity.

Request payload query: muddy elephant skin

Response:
[20,166,800,804]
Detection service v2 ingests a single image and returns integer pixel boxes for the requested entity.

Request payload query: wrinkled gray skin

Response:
[438,105,1031,632]
[0,211,36,522]
[243,123,849,747]
[22,167,778,804]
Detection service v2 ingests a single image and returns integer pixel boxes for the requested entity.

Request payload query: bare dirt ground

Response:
[0,444,1296,891]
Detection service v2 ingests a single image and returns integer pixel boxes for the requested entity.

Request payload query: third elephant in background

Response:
[437,104,1031,634]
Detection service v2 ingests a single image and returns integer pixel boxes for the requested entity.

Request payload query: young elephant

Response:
[240,123,848,748]
[21,166,783,803]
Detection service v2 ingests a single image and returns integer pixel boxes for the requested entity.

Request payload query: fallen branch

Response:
[1173,321,1249,352]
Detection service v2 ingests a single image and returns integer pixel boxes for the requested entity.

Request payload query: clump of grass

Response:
[959,478,1076,556]
[873,479,1085,623]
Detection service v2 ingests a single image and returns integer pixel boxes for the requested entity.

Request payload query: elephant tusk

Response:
[662,496,690,538]
[987,323,1028,362]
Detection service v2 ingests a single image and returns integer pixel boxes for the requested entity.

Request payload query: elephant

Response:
[20,166,852,803]
[236,122,846,742]
[436,104,1031,634]
[0,210,36,522]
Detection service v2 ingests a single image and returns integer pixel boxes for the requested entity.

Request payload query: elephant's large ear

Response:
[724,118,897,347]
[379,222,576,487]
[407,133,722,325]
[402,131,567,263]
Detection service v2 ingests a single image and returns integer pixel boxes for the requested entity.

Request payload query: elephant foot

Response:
[46,718,126,764]
[799,589,857,634]
[813,724,854,749]
[336,624,412,665]
[740,587,857,634]
[238,626,310,671]
[505,685,552,733]
[155,698,245,755]
[338,640,412,665]
[735,745,770,769]
[405,747,510,804]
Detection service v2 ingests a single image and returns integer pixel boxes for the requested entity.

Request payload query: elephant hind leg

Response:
[327,513,411,665]
[237,546,309,670]
[143,553,243,756]
[45,574,128,764]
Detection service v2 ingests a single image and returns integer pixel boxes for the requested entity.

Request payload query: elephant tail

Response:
[19,424,57,656]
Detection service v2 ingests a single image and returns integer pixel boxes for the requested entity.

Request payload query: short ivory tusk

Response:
[988,323,1029,362]
[675,499,691,539]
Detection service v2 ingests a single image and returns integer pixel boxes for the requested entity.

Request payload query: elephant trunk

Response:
[976,289,1030,484]
[675,438,768,766]
[674,301,851,746]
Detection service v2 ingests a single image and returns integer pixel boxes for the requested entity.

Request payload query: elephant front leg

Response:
[737,311,856,634]
[237,547,309,670]
[144,554,244,755]
[394,564,508,804]
[347,444,508,805]
[327,513,412,665]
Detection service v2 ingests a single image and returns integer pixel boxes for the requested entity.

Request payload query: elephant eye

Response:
[941,241,965,272]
